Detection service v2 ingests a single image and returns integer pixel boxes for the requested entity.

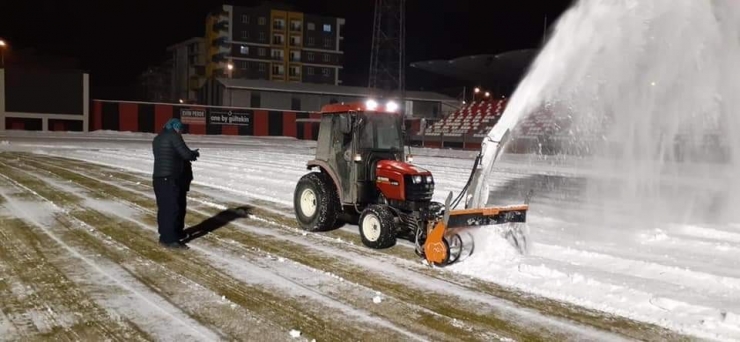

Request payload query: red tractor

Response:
[293,100,528,266]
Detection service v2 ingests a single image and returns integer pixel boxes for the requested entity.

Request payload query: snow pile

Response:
[372,291,383,304]
[447,227,526,274]
[447,219,740,341]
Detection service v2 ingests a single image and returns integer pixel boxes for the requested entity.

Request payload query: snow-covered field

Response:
[0,130,737,341]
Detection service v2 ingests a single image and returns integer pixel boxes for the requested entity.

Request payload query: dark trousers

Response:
[153,177,181,243]
[175,184,189,239]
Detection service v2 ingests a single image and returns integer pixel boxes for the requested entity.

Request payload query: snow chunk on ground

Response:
[448,227,526,274]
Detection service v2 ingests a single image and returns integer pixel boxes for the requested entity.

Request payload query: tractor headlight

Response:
[386,101,399,112]
[412,175,422,184]
[426,175,433,183]
[365,99,378,111]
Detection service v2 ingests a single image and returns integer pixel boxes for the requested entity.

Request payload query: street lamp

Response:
[0,40,6,68]
[226,62,234,79]
[225,62,235,105]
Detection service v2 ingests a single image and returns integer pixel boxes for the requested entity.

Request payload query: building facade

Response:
[205,3,345,85]
[167,37,206,102]
[197,77,459,118]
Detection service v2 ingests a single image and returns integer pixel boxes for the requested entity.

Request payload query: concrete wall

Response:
[0,67,89,132]
[91,99,321,139]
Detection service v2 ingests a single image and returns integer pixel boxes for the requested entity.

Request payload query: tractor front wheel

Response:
[358,205,396,249]
[294,172,340,232]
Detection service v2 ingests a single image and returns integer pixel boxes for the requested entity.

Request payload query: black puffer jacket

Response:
[152,129,197,178]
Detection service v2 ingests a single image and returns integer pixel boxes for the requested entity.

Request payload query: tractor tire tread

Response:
[294,171,341,232]
[358,205,397,249]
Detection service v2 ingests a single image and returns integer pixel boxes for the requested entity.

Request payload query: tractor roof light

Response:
[386,101,399,112]
[365,99,379,111]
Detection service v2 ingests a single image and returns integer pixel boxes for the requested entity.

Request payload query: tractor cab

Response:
[295,99,436,238]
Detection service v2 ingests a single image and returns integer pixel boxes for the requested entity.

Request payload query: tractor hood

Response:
[376,160,431,175]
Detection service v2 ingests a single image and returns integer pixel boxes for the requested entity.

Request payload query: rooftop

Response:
[166,37,205,51]
[410,49,537,87]
[215,78,458,103]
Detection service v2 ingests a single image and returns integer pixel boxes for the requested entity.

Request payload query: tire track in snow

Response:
[8,133,737,340]
[19,153,527,341]
[0,162,291,341]
[0,217,70,338]
[51,152,740,308]
[18,154,652,342]
[2,158,434,339]
[19,157,434,341]
[0,215,156,341]
[0,179,218,341]
[31,153,700,342]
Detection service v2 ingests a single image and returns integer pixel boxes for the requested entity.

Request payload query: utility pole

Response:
[542,16,548,45]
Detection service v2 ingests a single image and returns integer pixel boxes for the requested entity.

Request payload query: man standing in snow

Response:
[152,118,199,249]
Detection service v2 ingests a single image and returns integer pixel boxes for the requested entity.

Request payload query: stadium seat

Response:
[509,106,558,138]
[423,99,507,138]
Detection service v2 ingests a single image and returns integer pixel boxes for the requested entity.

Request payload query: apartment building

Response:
[205,3,345,85]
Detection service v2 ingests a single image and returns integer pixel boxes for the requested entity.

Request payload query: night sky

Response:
[0,0,574,99]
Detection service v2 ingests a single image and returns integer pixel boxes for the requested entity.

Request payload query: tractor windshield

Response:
[358,113,403,151]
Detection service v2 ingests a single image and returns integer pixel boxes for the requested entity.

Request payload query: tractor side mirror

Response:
[338,116,352,134]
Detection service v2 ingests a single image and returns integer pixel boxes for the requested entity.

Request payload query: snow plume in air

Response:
[489,0,740,231]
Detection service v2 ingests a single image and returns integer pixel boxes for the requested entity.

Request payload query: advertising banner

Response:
[180,107,206,125]
[209,109,252,126]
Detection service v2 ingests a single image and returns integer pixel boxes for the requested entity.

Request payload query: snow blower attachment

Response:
[292,100,530,267]
[422,192,529,265]
[420,137,531,266]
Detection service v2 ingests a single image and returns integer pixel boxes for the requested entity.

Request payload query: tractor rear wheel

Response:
[358,205,396,249]
[294,172,340,232]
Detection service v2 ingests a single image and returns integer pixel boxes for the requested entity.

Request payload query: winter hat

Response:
[164,118,183,131]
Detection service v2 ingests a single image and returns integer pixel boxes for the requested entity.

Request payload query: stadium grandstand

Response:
[408,49,554,151]
[410,48,726,159]
[417,97,507,150]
